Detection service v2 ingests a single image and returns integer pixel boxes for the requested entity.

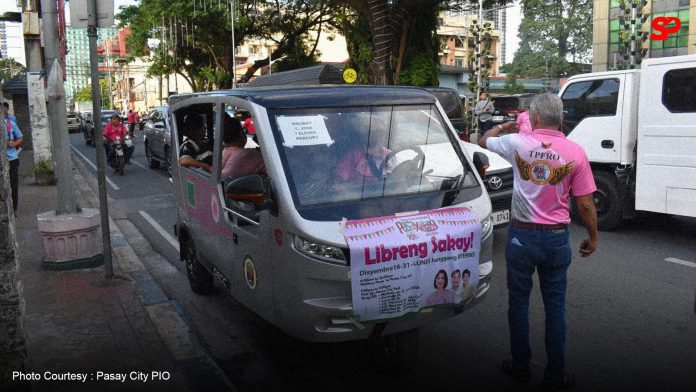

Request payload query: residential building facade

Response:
[593,0,696,71]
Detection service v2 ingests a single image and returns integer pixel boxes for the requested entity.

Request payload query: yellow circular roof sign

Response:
[343,68,357,84]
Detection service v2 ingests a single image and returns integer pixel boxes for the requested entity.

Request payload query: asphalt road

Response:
[70,132,696,391]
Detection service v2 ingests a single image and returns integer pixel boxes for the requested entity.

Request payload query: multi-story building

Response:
[593,0,696,71]
[438,12,501,76]
[65,27,117,107]
[0,21,26,65]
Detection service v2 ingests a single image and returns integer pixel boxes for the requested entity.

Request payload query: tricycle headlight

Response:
[481,215,493,239]
[293,235,347,265]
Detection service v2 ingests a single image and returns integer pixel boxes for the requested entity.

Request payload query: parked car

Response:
[460,141,513,227]
[82,109,119,146]
[67,111,80,133]
[423,87,470,140]
[143,106,172,173]
[425,88,512,227]
[489,93,536,125]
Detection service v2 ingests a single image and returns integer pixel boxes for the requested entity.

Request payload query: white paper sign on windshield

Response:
[277,115,334,147]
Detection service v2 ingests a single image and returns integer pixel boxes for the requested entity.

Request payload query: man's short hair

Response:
[451,269,461,278]
[529,93,563,128]
[463,269,471,277]
[222,115,245,145]
[183,114,204,129]
[2,102,9,109]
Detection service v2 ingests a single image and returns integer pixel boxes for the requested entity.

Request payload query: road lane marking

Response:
[665,257,696,269]
[131,159,147,169]
[139,210,180,252]
[70,145,120,191]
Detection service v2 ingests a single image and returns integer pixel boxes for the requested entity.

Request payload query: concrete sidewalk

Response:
[11,151,233,391]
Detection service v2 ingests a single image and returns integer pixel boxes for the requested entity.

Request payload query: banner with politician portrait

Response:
[343,207,482,321]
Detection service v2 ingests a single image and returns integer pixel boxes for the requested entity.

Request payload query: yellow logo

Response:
[515,153,574,186]
[343,68,357,84]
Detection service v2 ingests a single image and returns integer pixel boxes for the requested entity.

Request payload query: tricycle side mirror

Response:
[472,151,489,179]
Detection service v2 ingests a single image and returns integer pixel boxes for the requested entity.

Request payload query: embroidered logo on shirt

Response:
[515,152,574,186]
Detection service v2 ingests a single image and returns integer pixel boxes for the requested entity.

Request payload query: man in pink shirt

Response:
[221,116,265,179]
[127,110,137,136]
[479,93,598,390]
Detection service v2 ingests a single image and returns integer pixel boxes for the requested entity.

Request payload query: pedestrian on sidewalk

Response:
[3,102,23,214]
[478,93,599,391]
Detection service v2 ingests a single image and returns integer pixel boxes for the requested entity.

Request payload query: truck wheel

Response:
[182,239,213,295]
[145,143,160,169]
[592,171,623,231]
[383,329,419,370]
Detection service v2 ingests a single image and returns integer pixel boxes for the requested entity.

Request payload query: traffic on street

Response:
[68,129,696,391]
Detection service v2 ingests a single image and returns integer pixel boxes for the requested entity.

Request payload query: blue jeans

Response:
[505,225,571,383]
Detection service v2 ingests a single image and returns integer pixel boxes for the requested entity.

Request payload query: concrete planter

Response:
[37,208,103,270]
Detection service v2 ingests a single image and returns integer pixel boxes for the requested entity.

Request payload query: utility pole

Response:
[41,0,76,214]
[22,0,53,172]
[87,0,113,279]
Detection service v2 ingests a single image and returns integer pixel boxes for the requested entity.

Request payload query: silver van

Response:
[169,86,496,363]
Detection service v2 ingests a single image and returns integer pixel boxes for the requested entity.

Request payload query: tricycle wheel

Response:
[383,329,419,370]
[182,239,213,295]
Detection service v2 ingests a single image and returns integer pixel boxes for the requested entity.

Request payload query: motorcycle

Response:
[110,134,132,175]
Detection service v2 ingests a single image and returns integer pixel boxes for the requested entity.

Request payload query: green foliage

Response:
[503,73,525,94]
[512,0,592,78]
[399,55,438,86]
[118,0,341,90]
[0,58,25,82]
[73,79,111,107]
[342,12,373,84]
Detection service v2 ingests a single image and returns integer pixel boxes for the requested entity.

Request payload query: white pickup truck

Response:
[558,54,696,230]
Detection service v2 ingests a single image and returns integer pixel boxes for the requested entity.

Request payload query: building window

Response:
[608,18,621,54]
[650,10,689,50]
[662,68,696,113]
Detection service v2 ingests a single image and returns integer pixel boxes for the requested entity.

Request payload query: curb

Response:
[70,153,235,391]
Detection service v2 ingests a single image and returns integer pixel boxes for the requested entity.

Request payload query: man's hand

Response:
[575,193,598,257]
[579,238,597,257]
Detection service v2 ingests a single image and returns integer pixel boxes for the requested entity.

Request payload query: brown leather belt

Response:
[511,220,567,230]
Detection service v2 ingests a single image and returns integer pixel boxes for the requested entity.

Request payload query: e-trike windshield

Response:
[268,104,480,221]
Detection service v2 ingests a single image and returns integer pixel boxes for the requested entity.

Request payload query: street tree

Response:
[118,0,342,90]
[0,58,25,82]
[512,0,592,78]
[74,80,111,107]
[339,0,512,85]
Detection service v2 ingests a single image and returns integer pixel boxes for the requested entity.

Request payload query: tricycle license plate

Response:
[491,210,510,226]
[116,149,124,156]
[492,116,504,122]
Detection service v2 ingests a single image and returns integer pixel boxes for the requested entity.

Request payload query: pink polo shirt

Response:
[221,146,266,179]
[486,129,596,225]
[336,146,394,182]
[516,111,532,133]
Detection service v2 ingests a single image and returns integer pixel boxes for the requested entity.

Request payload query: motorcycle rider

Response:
[102,114,134,166]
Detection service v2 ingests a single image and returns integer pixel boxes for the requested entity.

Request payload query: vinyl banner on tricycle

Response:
[343,207,482,321]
